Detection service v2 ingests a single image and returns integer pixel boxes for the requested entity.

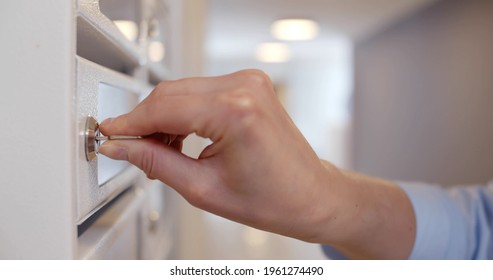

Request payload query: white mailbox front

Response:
[76,56,143,223]
[1,0,185,259]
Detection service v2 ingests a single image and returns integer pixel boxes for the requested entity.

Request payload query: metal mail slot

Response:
[77,187,143,259]
[76,56,145,223]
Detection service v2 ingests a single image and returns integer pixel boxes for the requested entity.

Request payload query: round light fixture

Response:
[148,41,165,62]
[271,18,319,41]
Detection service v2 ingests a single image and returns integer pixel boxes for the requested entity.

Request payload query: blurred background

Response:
[170,0,493,259]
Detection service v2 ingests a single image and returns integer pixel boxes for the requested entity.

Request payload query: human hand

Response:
[99,70,416,259]
[98,70,339,242]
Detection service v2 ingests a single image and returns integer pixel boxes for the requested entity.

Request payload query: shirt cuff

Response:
[399,181,467,259]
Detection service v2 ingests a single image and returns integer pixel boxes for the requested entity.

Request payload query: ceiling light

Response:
[255,42,291,63]
[113,20,138,42]
[271,19,319,41]
[148,41,165,62]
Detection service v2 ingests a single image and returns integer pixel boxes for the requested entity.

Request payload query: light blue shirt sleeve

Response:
[400,181,493,259]
[323,181,493,259]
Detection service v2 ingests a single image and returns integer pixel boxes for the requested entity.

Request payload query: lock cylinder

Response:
[85,116,99,161]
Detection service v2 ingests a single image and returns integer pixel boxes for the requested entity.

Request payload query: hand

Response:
[99,70,336,241]
[99,69,416,259]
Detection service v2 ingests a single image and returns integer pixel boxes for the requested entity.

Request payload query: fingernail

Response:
[98,141,128,161]
[100,117,115,128]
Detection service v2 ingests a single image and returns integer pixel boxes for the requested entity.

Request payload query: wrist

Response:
[298,160,349,244]
[312,164,416,259]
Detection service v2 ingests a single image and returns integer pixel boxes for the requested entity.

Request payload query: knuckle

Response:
[130,145,157,179]
[218,90,259,127]
[146,83,173,117]
[150,81,176,101]
[185,185,214,210]
[154,80,173,93]
[237,69,273,90]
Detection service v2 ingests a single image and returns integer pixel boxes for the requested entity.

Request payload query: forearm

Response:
[318,161,416,259]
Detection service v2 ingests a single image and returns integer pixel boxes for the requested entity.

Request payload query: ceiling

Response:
[205,0,438,61]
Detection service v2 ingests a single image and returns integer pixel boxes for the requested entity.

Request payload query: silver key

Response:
[96,135,143,141]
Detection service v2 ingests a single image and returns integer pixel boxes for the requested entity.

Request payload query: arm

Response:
[326,180,493,260]
[98,69,415,259]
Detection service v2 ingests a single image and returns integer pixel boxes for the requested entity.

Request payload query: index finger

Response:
[99,93,214,137]
[99,69,271,140]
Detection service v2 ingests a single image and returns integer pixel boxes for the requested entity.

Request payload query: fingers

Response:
[99,69,274,140]
[99,138,198,195]
[100,93,213,137]
[99,138,226,212]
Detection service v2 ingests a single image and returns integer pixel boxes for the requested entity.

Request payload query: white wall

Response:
[352,0,493,186]
[0,0,76,259]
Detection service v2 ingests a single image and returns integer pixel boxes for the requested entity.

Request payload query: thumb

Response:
[98,139,199,193]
